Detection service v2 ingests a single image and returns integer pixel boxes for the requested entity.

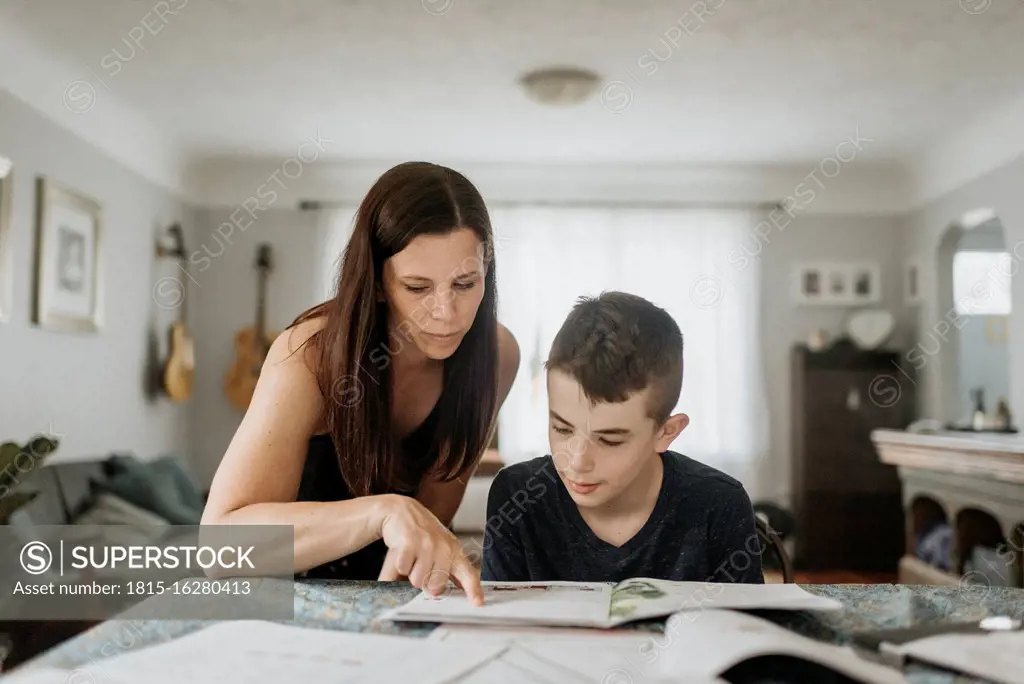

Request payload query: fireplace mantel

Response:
[871,429,1024,587]
[872,429,1024,484]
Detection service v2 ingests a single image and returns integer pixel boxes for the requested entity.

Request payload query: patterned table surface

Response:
[20,581,1024,683]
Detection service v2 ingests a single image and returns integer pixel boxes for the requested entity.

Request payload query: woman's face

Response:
[381,227,487,361]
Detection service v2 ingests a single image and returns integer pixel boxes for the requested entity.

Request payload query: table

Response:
[16,581,1024,683]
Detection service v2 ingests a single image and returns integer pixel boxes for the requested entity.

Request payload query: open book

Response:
[381,578,843,628]
[652,609,910,684]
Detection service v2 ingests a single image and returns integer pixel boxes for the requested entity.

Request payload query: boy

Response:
[481,291,764,584]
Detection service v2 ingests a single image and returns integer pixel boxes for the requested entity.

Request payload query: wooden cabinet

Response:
[791,340,915,572]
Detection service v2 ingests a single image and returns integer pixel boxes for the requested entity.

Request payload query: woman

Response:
[202,162,520,605]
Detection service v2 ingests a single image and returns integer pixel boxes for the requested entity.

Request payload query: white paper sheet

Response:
[54,620,504,684]
[656,609,910,684]
[452,642,720,684]
[427,624,670,683]
[884,630,1024,684]
[428,623,656,647]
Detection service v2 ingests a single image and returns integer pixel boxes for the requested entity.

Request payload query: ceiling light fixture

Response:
[518,67,602,107]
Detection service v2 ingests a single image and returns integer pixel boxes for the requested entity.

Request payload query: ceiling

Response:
[4,0,1024,175]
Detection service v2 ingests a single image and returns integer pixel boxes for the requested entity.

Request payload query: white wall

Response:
[757,213,909,504]
[0,89,193,465]
[187,206,323,485]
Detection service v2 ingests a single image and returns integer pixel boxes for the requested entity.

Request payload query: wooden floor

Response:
[766,570,899,584]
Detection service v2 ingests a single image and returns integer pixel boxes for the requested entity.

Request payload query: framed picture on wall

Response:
[0,155,12,322]
[849,262,881,304]
[32,176,103,332]
[794,264,824,304]
[793,261,881,305]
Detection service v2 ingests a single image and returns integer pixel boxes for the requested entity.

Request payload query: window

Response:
[316,203,771,491]
[491,204,769,487]
[953,251,1013,316]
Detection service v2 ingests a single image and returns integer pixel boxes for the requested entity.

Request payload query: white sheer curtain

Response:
[318,205,360,300]
[490,204,769,492]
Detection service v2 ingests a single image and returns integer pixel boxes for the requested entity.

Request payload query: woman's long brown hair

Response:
[290,162,499,497]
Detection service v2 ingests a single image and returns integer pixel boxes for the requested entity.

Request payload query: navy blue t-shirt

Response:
[481,451,765,584]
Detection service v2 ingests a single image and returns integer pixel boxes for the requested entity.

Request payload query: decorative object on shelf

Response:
[225,243,275,411]
[806,329,830,351]
[0,434,60,524]
[906,418,943,434]
[948,392,1019,433]
[156,223,195,402]
[32,176,102,332]
[972,387,987,432]
[904,258,923,306]
[0,155,12,323]
[845,309,895,350]
[995,398,1014,432]
[793,261,881,306]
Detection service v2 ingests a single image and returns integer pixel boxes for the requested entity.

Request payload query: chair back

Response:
[755,515,795,583]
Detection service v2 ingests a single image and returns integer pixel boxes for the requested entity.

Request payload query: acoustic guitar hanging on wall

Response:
[158,223,195,402]
[225,243,275,411]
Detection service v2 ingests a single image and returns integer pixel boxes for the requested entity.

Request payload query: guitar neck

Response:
[255,269,267,347]
[179,264,188,323]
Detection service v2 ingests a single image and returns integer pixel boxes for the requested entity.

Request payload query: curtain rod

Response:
[299,198,782,211]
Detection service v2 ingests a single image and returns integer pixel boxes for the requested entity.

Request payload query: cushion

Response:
[90,455,205,525]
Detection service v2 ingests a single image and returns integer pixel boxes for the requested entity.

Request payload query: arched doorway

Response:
[934,209,1014,428]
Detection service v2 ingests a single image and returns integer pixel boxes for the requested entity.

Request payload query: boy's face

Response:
[546,369,688,510]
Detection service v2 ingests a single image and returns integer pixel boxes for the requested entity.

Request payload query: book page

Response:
[56,620,504,684]
[884,630,1024,684]
[455,642,723,684]
[655,609,909,684]
[382,581,612,627]
[0,668,95,684]
[428,623,656,647]
[608,578,844,625]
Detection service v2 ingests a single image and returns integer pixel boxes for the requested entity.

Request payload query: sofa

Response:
[1,453,206,669]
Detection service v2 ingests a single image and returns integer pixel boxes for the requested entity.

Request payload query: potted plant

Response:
[0,434,59,524]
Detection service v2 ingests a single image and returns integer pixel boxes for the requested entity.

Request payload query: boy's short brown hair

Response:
[546,291,684,424]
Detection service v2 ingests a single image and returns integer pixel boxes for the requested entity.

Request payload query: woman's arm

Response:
[201,319,394,574]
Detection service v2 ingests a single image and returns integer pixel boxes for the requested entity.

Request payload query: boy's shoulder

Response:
[491,455,558,492]
[662,450,749,499]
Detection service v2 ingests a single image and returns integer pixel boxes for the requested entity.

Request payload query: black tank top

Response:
[295,403,442,580]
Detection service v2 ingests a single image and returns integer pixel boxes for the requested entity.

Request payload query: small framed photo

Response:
[905,258,923,306]
[33,177,103,332]
[826,266,850,300]
[794,264,824,303]
[849,263,881,303]
[0,155,12,322]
